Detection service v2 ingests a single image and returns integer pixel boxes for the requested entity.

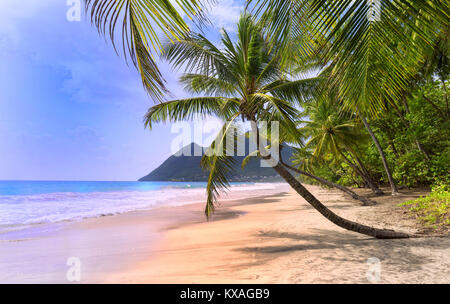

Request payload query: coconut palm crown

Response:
[145,14,319,213]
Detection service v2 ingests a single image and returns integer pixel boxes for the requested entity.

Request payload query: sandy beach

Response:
[1,184,449,283]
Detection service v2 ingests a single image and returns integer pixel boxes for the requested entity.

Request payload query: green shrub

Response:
[399,183,450,228]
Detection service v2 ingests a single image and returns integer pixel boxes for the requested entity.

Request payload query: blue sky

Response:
[0,0,242,181]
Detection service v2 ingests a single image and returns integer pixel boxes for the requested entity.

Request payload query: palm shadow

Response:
[235,229,449,273]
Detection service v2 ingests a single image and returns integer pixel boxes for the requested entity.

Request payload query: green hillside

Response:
[139,143,294,182]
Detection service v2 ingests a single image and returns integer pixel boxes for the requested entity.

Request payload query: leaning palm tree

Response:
[301,98,385,196]
[252,118,378,206]
[144,14,409,238]
[250,0,449,195]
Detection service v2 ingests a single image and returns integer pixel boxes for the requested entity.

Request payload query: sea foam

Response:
[0,182,288,232]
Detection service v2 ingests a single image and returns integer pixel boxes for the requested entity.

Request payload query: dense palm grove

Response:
[296,79,449,191]
[86,1,449,238]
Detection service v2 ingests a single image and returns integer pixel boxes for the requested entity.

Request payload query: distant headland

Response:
[138,143,294,182]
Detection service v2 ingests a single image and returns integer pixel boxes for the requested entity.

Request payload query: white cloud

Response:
[208,0,241,31]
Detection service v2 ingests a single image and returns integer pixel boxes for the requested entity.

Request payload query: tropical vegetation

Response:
[85,0,449,238]
[144,14,410,238]
[400,184,449,229]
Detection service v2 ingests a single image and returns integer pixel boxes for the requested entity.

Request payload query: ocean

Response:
[0,180,286,235]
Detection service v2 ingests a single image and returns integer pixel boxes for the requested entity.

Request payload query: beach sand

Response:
[1,185,449,283]
[105,185,449,284]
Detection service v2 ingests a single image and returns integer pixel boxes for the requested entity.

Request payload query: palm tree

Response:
[358,112,399,195]
[301,98,384,195]
[275,104,378,205]
[144,14,409,238]
[245,125,377,206]
[250,0,448,195]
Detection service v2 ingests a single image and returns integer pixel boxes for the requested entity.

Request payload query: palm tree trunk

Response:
[281,162,376,206]
[337,147,384,195]
[359,115,399,195]
[272,162,409,239]
[251,122,409,239]
[345,146,382,191]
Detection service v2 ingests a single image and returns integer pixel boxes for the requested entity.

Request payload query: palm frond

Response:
[85,0,207,101]
[241,149,261,169]
[201,115,241,218]
[162,33,233,79]
[179,74,237,97]
[144,97,240,129]
[250,93,301,137]
[251,0,320,65]
[250,0,449,115]
[262,77,325,105]
[291,146,317,172]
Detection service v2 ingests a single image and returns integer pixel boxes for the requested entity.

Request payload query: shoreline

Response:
[1,184,449,283]
[0,184,291,283]
[0,181,288,238]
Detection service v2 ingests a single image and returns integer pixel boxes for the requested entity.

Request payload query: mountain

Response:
[139,142,294,182]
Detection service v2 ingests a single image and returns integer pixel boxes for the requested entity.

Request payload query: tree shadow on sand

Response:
[235,229,450,273]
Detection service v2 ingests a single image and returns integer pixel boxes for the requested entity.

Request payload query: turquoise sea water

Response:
[0,180,282,231]
[0,180,207,196]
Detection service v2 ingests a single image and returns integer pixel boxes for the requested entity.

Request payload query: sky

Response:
[0,0,242,181]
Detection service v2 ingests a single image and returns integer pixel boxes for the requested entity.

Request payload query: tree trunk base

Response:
[374,190,385,196]
[354,195,377,206]
[368,229,410,239]
[273,163,410,239]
